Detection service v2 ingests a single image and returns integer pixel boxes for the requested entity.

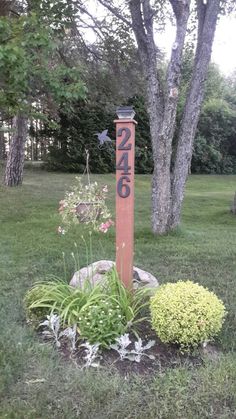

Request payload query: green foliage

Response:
[24,279,75,324]
[191,135,223,174]
[150,280,226,350]
[44,101,115,173]
[24,278,97,325]
[176,58,236,174]
[44,62,236,175]
[103,269,150,328]
[45,95,154,174]
[24,283,53,324]
[0,12,86,117]
[31,0,80,31]
[193,98,236,174]
[128,96,153,174]
[78,297,126,347]
[24,268,150,347]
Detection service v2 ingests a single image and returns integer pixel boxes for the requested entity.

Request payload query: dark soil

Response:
[39,321,216,376]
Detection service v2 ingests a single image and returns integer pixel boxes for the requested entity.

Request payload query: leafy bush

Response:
[78,297,126,347]
[191,136,222,174]
[24,269,150,347]
[192,98,236,174]
[150,280,226,350]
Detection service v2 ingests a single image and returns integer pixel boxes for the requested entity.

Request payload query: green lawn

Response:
[0,169,236,418]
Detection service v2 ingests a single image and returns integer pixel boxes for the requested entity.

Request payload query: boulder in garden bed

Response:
[69,260,159,290]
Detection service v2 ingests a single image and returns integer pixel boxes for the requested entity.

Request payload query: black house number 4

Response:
[117,127,132,198]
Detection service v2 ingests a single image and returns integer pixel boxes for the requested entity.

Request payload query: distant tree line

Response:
[2,60,235,176]
[42,61,236,175]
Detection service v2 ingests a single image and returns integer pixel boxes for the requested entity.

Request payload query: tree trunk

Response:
[151,143,172,233]
[0,0,10,16]
[170,0,221,229]
[0,130,6,160]
[4,113,28,186]
[137,0,220,233]
[130,0,190,234]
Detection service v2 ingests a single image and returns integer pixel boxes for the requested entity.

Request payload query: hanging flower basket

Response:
[58,150,113,233]
[58,179,110,231]
[75,201,102,223]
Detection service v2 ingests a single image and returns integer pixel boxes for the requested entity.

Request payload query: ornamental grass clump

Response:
[150,280,226,351]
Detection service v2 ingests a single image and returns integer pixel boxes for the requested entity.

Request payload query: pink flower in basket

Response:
[102,185,108,193]
[58,200,67,213]
[70,207,77,214]
[57,226,66,235]
[98,219,114,233]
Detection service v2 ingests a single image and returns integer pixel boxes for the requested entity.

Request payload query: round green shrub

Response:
[150,280,226,350]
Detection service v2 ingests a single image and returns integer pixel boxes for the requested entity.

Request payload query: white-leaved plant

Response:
[81,342,101,368]
[126,338,155,363]
[40,313,61,347]
[59,324,77,351]
[110,333,131,360]
[110,334,155,363]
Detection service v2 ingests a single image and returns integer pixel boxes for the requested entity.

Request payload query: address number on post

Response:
[116,127,132,198]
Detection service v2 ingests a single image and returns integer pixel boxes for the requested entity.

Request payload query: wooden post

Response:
[115,108,137,289]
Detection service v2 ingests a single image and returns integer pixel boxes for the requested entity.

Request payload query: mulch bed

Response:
[39,321,218,376]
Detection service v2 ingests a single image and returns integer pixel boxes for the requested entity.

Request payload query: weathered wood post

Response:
[115,106,137,290]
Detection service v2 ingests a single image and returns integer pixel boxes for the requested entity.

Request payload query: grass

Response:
[0,169,236,418]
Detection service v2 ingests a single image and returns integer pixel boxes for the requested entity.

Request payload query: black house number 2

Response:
[116,127,132,198]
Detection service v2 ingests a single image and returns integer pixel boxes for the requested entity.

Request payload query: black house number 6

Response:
[117,127,132,198]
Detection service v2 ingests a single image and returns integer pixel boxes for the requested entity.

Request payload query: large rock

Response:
[69,260,159,290]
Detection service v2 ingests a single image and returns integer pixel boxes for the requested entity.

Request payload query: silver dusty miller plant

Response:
[110,334,155,363]
[127,338,155,363]
[81,342,101,368]
[40,313,61,347]
[59,324,77,352]
[110,333,131,360]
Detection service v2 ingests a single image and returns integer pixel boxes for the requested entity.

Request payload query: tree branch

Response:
[195,0,207,59]
[165,0,191,102]
[76,16,105,40]
[142,0,154,30]
[169,0,188,20]
[129,0,148,50]
[96,0,132,28]
[77,4,108,39]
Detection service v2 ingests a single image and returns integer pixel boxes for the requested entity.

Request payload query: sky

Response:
[212,15,236,74]
[154,14,236,75]
[85,1,236,76]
